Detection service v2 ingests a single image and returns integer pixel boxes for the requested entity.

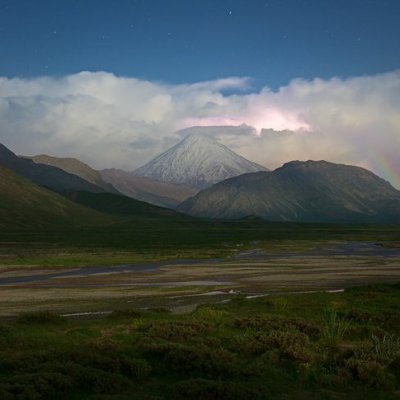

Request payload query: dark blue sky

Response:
[1,0,399,88]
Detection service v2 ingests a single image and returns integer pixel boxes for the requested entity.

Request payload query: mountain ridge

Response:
[100,168,198,208]
[23,150,195,208]
[28,154,119,194]
[178,160,400,223]
[0,143,106,195]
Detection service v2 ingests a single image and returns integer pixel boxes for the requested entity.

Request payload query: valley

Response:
[1,224,400,317]
[1,140,399,399]
[1,235,399,399]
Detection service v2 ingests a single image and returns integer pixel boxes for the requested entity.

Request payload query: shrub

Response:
[0,371,74,399]
[270,297,290,312]
[232,317,271,329]
[147,321,209,341]
[130,318,145,331]
[390,355,400,378]
[65,327,100,338]
[371,333,400,362]
[232,328,312,363]
[170,378,262,400]
[0,387,14,400]
[0,351,151,397]
[16,311,66,325]
[193,307,229,325]
[345,358,395,388]
[231,332,269,356]
[108,309,143,320]
[148,307,171,314]
[89,395,163,400]
[0,325,14,347]
[164,344,238,379]
[120,358,152,380]
[339,309,375,323]
[72,366,134,394]
[196,337,222,349]
[232,317,319,337]
[61,347,151,381]
[259,330,312,363]
[140,341,175,357]
[285,318,320,337]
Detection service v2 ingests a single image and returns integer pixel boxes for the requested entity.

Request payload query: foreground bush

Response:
[0,283,399,399]
[171,378,262,400]
[16,311,66,325]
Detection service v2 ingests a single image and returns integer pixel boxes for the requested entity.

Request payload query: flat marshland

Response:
[0,220,399,399]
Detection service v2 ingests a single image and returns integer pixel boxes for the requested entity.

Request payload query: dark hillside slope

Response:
[0,143,105,194]
[66,191,184,218]
[0,165,111,228]
[178,160,400,223]
[29,154,119,194]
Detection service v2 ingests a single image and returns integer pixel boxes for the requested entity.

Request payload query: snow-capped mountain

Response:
[134,134,268,188]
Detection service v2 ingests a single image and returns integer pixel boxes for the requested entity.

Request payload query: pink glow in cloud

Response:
[178,116,244,130]
[243,108,310,133]
[179,109,309,133]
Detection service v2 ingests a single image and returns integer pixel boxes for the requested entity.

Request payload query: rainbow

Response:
[369,151,400,190]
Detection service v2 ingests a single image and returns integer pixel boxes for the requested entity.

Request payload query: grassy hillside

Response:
[0,143,106,195]
[66,191,184,218]
[0,165,113,228]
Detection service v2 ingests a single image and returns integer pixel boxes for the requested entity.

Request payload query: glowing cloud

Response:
[0,70,399,188]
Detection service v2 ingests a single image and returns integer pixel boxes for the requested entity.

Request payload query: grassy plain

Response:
[0,219,399,398]
[1,218,399,267]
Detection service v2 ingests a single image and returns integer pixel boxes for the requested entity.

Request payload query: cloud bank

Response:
[0,70,399,188]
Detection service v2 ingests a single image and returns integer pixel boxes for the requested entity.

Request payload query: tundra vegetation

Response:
[0,221,399,399]
[0,284,399,399]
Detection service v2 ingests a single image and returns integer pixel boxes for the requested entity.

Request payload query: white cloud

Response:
[0,70,399,188]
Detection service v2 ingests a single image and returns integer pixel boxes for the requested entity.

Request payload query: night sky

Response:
[1,0,399,88]
[0,0,399,187]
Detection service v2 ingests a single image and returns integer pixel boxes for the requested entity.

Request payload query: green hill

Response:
[0,165,112,228]
[0,143,106,195]
[66,191,184,218]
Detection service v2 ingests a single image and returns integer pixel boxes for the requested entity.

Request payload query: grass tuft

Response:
[321,308,351,347]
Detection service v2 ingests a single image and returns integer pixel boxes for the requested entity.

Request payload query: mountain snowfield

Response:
[135,134,268,188]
